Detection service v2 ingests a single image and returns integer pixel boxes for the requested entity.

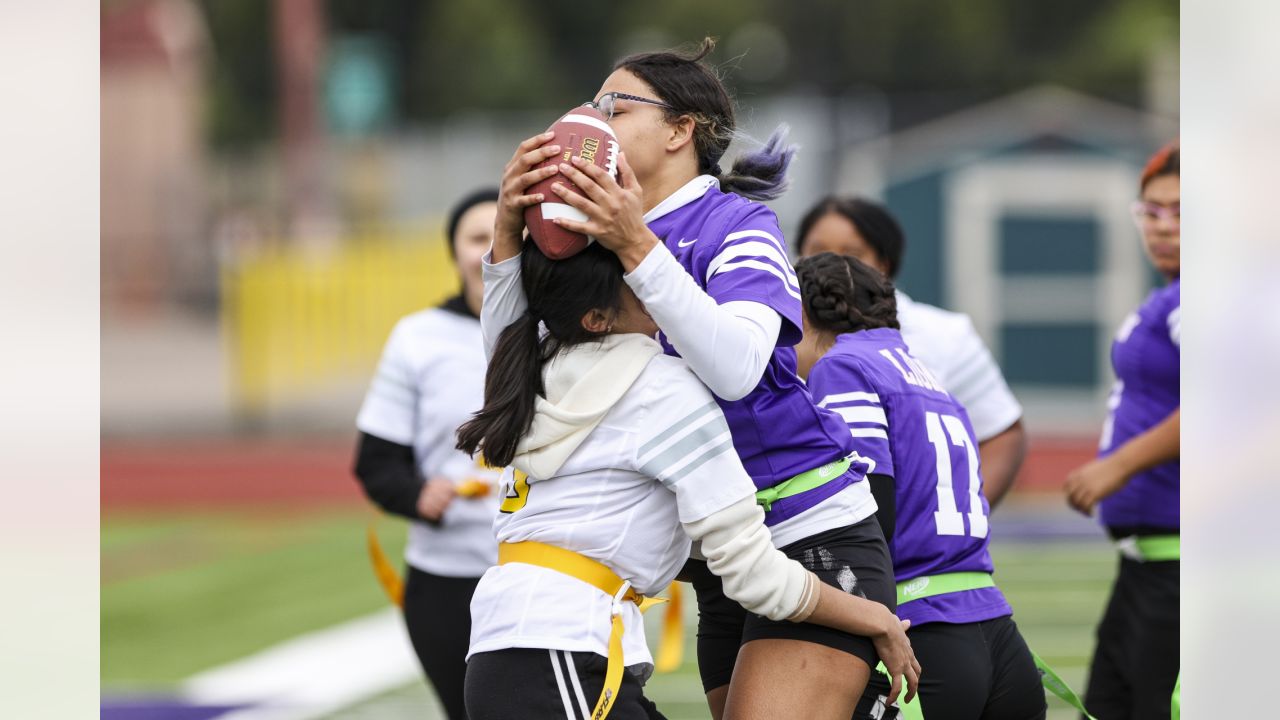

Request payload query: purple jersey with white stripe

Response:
[1098,279,1180,531]
[647,185,860,525]
[808,328,1012,626]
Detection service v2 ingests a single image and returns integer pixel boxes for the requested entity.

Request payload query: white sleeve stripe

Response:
[831,406,888,425]
[818,391,881,407]
[710,260,802,300]
[850,427,888,439]
[1167,307,1181,346]
[639,420,732,479]
[706,241,798,285]
[638,401,721,458]
[709,250,800,290]
[661,435,738,486]
[723,229,788,257]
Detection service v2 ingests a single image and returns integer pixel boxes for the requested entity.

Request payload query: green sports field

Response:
[102,499,1114,719]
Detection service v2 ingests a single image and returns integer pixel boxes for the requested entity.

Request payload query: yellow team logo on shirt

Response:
[499,469,531,514]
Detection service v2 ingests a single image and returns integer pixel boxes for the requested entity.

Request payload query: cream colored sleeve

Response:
[479,250,528,361]
[682,495,821,622]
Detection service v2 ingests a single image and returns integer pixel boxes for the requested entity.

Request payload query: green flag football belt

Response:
[894,571,1099,720]
[1116,534,1180,562]
[896,571,995,606]
[755,457,853,512]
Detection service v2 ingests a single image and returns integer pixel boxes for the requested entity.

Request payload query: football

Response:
[524,105,620,260]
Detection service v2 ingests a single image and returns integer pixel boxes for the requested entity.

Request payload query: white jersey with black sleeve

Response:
[356,307,502,577]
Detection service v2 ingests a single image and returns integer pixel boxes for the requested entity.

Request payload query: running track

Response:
[101,435,1097,511]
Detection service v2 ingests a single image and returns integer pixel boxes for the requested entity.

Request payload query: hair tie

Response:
[709,163,724,177]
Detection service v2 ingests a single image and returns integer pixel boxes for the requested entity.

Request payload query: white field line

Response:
[182,608,422,720]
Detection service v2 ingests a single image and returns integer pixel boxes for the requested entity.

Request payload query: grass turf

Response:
[102,509,403,685]
[102,508,1115,719]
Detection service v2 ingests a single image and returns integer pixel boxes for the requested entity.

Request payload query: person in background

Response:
[795,197,1027,508]
[351,188,502,720]
[1065,141,1180,720]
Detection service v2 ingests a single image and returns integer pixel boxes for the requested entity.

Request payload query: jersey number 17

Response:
[924,412,989,539]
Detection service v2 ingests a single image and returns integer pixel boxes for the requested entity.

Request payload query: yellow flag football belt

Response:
[498,541,667,720]
[365,511,683,685]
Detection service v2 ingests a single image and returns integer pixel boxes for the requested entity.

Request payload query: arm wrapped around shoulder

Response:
[683,496,821,623]
[623,243,780,401]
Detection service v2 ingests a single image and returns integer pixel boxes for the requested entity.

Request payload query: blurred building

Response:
[101,0,210,312]
[839,85,1178,432]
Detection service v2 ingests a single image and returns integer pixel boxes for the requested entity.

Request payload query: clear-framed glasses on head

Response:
[584,91,676,121]
[1131,200,1180,228]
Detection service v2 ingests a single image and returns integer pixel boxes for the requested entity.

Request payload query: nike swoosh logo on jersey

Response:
[677,237,698,247]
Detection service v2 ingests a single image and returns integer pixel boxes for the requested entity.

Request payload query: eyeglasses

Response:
[1131,200,1180,227]
[584,92,676,121]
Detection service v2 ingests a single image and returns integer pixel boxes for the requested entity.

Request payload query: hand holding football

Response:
[523,105,620,260]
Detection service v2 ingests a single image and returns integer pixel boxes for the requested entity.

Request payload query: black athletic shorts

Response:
[1083,555,1180,720]
[685,516,896,692]
[855,615,1046,720]
[741,518,896,669]
[465,648,667,720]
[681,556,748,693]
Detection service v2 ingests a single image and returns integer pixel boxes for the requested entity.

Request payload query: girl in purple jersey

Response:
[487,37,916,720]
[795,253,1045,720]
[1064,142,1181,720]
[455,241,916,720]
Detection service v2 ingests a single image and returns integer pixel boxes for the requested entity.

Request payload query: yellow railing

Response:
[221,225,459,416]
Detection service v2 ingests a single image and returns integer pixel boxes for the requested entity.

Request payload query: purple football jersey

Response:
[647,184,860,525]
[1098,279,1180,531]
[808,328,1012,626]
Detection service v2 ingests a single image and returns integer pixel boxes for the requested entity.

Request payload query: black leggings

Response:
[403,566,480,720]
[681,557,747,693]
[1084,557,1180,720]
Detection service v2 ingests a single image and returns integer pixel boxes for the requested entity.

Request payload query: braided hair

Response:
[795,252,900,335]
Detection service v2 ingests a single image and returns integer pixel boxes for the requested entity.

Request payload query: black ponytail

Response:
[455,311,547,468]
[796,252,900,335]
[456,242,626,468]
